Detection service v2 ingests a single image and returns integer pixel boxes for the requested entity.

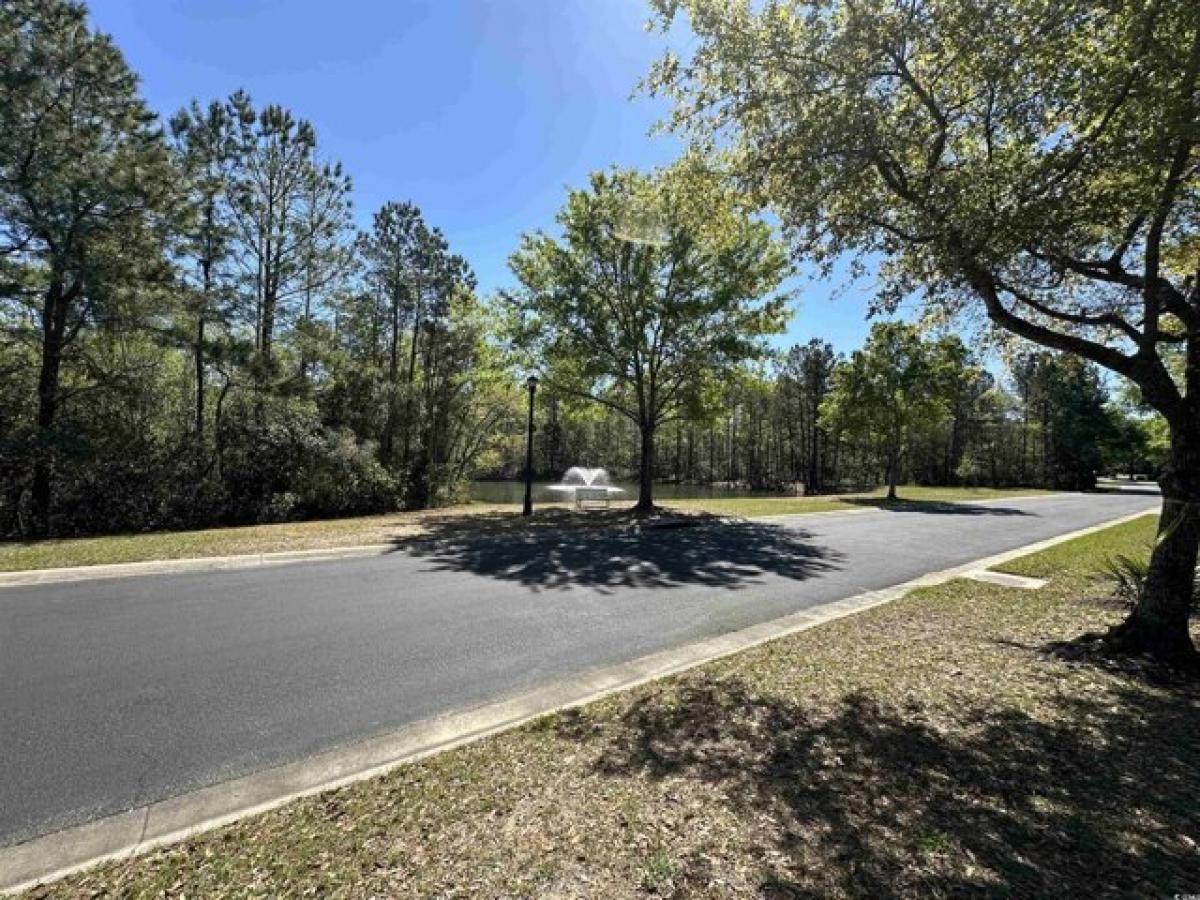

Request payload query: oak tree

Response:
[650,0,1200,664]
[508,161,790,511]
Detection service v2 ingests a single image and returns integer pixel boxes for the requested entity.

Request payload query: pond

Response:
[468,480,795,505]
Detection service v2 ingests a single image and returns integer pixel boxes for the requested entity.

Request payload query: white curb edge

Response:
[0,544,396,589]
[965,570,1049,590]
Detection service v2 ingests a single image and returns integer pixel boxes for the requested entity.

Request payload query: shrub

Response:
[217,400,398,524]
[1097,550,1199,614]
[292,429,397,518]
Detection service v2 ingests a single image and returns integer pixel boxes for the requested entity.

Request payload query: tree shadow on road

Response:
[389,512,843,593]
[843,498,1032,516]
[561,675,1200,896]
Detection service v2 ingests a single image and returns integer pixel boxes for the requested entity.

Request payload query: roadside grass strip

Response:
[0,487,1057,574]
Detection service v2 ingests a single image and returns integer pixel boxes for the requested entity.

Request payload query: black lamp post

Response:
[522,375,538,516]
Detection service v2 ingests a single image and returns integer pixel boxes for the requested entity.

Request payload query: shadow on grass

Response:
[998,624,1200,686]
[389,510,843,593]
[843,498,1032,516]
[561,677,1200,896]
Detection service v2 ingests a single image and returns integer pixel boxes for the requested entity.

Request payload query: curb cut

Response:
[0,508,1155,894]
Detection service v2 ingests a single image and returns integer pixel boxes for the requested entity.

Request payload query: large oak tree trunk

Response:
[1107,416,1199,667]
[636,424,655,512]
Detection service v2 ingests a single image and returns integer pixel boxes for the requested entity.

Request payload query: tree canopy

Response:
[1,0,179,534]
[507,160,791,509]
[823,323,975,499]
[648,0,1200,663]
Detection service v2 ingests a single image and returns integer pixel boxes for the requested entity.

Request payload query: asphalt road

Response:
[0,490,1159,848]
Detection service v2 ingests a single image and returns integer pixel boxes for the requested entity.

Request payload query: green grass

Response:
[0,486,1058,573]
[996,513,1158,579]
[665,485,1056,518]
[0,505,516,573]
[29,514,1199,899]
[662,496,850,516]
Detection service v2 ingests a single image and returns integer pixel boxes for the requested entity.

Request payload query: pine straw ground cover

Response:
[29,515,1200,898]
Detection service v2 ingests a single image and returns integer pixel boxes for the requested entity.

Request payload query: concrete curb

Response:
[0,544,396,589]
[0,508,1155,894]
[0,492,1074,589]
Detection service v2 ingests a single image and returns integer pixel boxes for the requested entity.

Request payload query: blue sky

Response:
[87,0,885,354]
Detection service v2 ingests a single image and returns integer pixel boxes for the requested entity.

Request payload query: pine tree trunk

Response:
[260,265,275,364]
[194,316,205,438]
[808,394,820,492]
[381,287,401,466]
[636,423,655,512]
[1106,416,1199,667]
[400,283,422,475]
[32,279,69,536]
[885,424,900,500]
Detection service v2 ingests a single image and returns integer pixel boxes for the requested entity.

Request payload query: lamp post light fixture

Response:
[522,375,538,516]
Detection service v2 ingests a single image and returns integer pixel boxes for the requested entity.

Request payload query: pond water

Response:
[468,480,793,504]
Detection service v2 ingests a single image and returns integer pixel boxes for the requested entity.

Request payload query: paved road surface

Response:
[0,490,1159,847]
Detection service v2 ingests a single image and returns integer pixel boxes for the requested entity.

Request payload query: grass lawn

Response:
[996,514,1160,580]
[28,511,1200,898]
[666,485,1057,518]
[0,504,516,573]
[0,486,1056,573]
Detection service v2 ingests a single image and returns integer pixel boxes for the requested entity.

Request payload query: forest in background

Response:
[505,332,1165,497]
[0,0,1162,540]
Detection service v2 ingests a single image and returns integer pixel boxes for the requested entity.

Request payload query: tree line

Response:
[502,327,1159,499]
[0,0,1161,539]
[1,0,516,538]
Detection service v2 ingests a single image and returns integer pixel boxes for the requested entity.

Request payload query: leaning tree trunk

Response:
[1106,416,1199,667]
[636,423,656,512]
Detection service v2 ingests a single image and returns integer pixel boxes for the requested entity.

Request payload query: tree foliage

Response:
[649,0,1200,664]
[0,0,508,535]
[507,160,791,508]
[0,0,179,534]
[822,323,973,499]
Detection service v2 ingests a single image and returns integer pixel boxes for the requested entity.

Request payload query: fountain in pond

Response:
[547,467,626,508]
